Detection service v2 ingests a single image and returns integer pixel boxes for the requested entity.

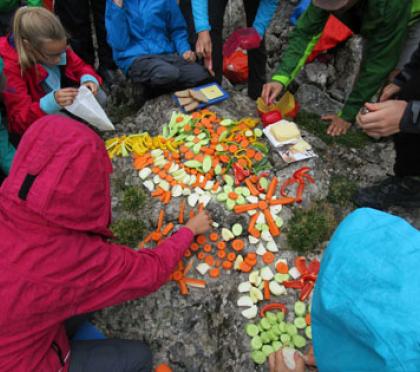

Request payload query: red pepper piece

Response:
[260,110,283,127]
[295,182,305,203]
[280,178,295,197]
[308,259,321,275]
[302,273,318,282]
[293,167,311,178]
[283,279,305,289]
[259,303,287,318]
[233,163,250,186]
[300,281,315,301]
[294,256,308,275]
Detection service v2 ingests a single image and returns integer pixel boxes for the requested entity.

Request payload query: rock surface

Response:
[95,2,419,371]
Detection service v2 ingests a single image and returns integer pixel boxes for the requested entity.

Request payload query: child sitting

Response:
[106,0,210,98]
[0,6,104,138]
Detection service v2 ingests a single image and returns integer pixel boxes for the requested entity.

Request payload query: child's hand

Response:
[185,211,212,235]
[183,51,196,63]
[82,81,99,95]
[54,88,79,107]
[112,0,123,7]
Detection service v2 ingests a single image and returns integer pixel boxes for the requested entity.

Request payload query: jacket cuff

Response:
[400,101,420,134]
[271,74,289,87]
[340,105,359,123]
[40,91,61,114]
[81,74,100,86]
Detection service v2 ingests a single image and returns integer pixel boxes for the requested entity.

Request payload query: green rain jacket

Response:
[0,0,41,13]
[272,0,412,122]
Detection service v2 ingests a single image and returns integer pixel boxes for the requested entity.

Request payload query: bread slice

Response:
[178,97,194,106]
[184,101,200,112]
[175,89,190,98]
[189,89,208,103]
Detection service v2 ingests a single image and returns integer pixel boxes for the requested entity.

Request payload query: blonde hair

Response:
[13,6,67,71]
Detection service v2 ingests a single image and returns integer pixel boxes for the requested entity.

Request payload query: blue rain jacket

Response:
[312,208,420,371]
[105,0,191,73]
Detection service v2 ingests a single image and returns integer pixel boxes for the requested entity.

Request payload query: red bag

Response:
[43,0,54,11]
[307,15,353,62]
[223,49,249,84]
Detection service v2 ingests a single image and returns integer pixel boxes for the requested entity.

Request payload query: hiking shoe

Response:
[98,66,124,87]
[353,176,420,210]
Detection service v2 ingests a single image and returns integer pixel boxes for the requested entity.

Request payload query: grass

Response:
[121,186,146,212]
[327,175,358,207]
[287,201,337,255]
[296,111,372,148]
[111,218,146,248]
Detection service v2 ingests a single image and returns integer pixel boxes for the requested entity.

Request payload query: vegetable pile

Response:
[106,109,318,365]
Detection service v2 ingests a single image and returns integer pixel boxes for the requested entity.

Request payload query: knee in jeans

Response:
[153,66,180,86]
[136,342,153,372]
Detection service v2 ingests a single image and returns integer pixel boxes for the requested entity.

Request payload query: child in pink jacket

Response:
[0,114,211,372]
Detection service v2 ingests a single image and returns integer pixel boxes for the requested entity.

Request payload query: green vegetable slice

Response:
[294,301,306,317]
[276,311,285,323]
[285,324,298,336]
[217,193,228,202]
[272,341,282,352]
[292,335,307,349]
[251,351,266,365]
[265,312,277,325]
[260,332,270,345]
[294,317,307,330]
[274,273,290,283]
[202,155,212,173]
[184,160,202,169]
[226,199,235,210]
[305,326,312,340]
[278,321,286,333]
[223,174,234,186]
[232,223,243,237]
[260,318,271,330]
[280,334,291,345]
[251,336,263,350]
[262,345,274,357]
[268,330,278,342]
[246,324,260,338]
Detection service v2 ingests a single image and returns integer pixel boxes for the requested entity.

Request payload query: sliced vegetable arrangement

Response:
[106,109,318,366]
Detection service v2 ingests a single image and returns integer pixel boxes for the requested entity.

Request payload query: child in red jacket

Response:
[0,6,104,137]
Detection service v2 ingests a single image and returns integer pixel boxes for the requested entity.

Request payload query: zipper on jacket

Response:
[52,341,65,367]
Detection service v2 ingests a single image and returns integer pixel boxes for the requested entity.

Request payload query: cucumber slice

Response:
[184,160,202,169]
[271,324,281,336]
[220,119,234,126]
[268,330,278,342]
[254,128,263,137]
[272,341,283,352]
[251,351,266,365]
[305,326,312,340]
[222,228,234,241]
[197,132,207,140]
[260,332,270,345]
[232,223,243,236]
[280,334,291,345]
[214,164,222,175]
[251,336,263,350]
[226,199,236,210]
[223,185,233,193]
[202,155,212,173]
[234,187,244,195]
[237,195,246,205]
[215,144,224,152]
[274,273,290,283]
[223,174,234,186]
[262,345,274,357]
[286,324,298,336]
[294,301,306,317]
[259,177,269,190]
[277,311,285,323]
[292,335,307,349]
[241,187,251,197]
[260,318,271,330]
[278,321,286,333]
[217,193,228,202]
[246,324,260,338]
[294,317,307,330]
[265,311,277,325]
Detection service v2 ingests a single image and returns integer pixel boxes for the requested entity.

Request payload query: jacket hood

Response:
[312,208,420,372]
[0,115,113,236]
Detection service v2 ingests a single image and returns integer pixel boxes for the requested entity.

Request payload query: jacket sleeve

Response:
[26,0,42,6]
[71,227,195,315]
[339,4,411,122]
[105,0,131,51]
[2,64,47,135]
[191,0,210,33]
[272,4,328,87]
[400,100,420,134]
[253,0,279,37]
[167,0,191,56]
[394,42,420,88]
[64,48,103,86]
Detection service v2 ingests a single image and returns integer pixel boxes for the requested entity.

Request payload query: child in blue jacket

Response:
[106,0,210,96]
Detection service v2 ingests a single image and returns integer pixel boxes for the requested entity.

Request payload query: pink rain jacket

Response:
[0,115,194,372]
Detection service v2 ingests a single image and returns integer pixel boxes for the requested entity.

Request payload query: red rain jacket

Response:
[0,36,102,135]
[0,115,194,372]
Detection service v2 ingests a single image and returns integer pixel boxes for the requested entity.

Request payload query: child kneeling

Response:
[106,0,210,96]
[0,7,105,138]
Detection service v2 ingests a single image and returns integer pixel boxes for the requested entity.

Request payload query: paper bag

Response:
[65,86,115,131]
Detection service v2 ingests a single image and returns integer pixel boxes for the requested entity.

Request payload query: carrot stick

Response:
[245,178,260,196]
[184,277,207,288]
[265,177,279,201]
[178,280,189,295]
[151,187,164,197]
[263,209,280,237]
[264,280,271,300]
[162,222,174,236]
[157,210,165,231]
[163,191,171,204]
[270,197,296,206]
[178,200,185,224]
[212,181,220,192]
[234,203,259,214]
[184,258,195,275]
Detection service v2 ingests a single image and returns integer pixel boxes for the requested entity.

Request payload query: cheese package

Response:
[290,139,312,152]
[269,120,301,142]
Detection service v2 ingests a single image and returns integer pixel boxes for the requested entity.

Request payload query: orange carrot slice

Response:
[231,239,245,252]
[263,252,275,265]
